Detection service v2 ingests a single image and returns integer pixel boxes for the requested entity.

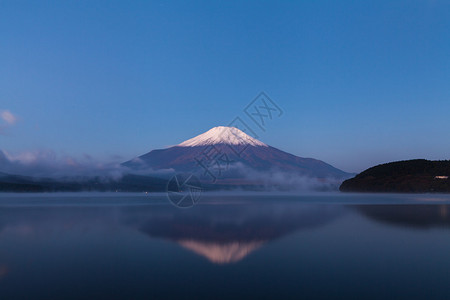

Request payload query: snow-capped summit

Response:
[178,126,267,147]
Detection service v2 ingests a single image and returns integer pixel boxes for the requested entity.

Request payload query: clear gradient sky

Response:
[1,0,450,173]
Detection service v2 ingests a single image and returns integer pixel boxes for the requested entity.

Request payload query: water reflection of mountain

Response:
[125,199,344,264]
[354,205,450,229]
[0,196,344,265]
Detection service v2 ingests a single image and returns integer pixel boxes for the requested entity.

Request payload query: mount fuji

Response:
[123,126,352,189]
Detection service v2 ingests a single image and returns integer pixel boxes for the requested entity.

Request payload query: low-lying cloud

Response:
[0,149,345,191]
[240,165,344,191]
[0,149,172,179]
[194,162,345,191]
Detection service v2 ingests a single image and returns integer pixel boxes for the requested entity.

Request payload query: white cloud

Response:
[1,110,17,125]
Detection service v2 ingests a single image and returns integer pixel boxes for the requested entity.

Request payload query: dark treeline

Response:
[340,159,450,193]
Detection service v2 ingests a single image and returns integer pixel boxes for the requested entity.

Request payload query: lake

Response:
[0,193,450,300]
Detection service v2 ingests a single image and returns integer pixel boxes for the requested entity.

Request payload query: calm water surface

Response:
[0,193,450,300]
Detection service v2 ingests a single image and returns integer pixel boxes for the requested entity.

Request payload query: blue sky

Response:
[1,0,450,173]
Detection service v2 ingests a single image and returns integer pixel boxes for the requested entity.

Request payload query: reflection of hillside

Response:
[129,199,344,264]
[354,205,450,229]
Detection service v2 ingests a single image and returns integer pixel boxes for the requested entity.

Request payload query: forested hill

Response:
[340,159,450,193]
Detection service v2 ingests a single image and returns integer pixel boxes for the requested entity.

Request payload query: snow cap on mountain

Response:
[178,126,267,147]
